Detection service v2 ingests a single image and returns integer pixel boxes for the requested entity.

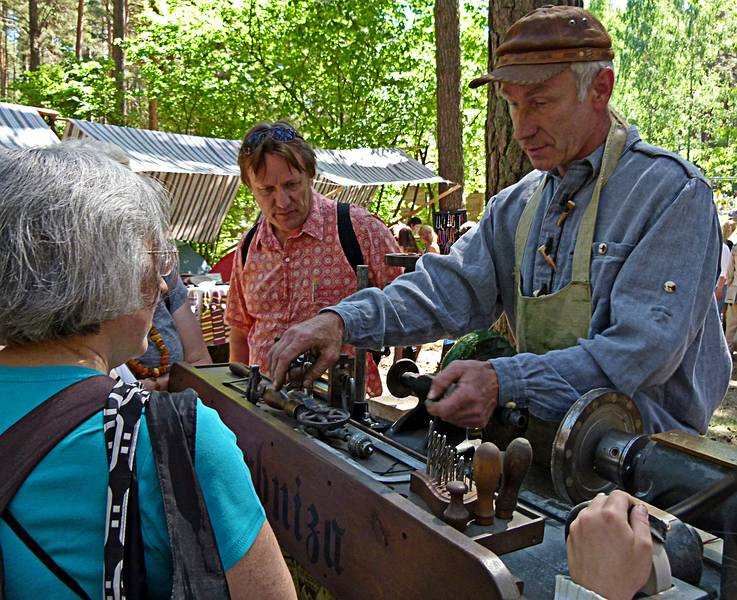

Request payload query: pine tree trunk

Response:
[75,0,84,60]
[112,0,126,121]
[0,1,7,96]
[148,98,158,130]
[484,0,583,199]
[28,0,40,70]
[435,0,464,211]
[105,0,112,58]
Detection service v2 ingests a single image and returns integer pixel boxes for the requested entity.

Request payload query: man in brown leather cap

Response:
[469,5,616,175]
[268,6,728,442]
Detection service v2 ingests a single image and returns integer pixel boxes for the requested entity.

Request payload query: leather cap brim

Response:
[469,62,570,88]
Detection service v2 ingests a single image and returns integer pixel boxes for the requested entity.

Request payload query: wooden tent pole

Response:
[407,183,462,219]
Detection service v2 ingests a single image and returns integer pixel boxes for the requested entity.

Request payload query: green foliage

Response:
[12,57,118,120]
[126,0,439,149]
[591,0,737,195]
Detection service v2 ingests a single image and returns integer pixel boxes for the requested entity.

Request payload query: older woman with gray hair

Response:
[0,143,295,599]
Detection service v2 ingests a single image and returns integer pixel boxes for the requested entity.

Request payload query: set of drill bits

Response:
[425,421,473,490]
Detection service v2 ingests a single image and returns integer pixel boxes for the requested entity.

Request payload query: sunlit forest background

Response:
[1,0,735,258]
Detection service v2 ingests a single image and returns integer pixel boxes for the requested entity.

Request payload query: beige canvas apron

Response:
[514,114,628,355]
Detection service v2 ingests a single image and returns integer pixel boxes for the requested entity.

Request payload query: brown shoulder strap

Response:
[0,374,116,514]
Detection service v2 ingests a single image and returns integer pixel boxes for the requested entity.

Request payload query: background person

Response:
[390,215,423,240]
[226,121,402,397]
[397,226,421,254]
[408,215,422,235]
[717,218,736,323]
[126,268,213,391]
[0,143,295,599]
[419,224,440,254]
[267,6,728,436]
[724,243,737,352]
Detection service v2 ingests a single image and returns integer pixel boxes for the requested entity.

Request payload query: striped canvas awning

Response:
[315,148,446,187]
[60,117,445,238]
[63,119,241,243]
[0,102,60,150]
[313,148,446,207]
[2,105,444,241]
[312,179,378,206]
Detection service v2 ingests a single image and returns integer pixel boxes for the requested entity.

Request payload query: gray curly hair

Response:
[0,141,172,344]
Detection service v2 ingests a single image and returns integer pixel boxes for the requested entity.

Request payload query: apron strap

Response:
[571,112,629,281]
[514,177,547,294]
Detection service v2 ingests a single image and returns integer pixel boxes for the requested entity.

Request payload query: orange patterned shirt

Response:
[225,192,402,397]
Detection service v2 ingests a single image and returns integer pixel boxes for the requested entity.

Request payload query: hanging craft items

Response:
[200,289,230,346]
[433,209,468,254]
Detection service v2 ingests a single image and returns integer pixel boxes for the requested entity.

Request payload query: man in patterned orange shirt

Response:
[226,121,402,397]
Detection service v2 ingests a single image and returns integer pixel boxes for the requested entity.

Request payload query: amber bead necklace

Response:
[126,325,170,379]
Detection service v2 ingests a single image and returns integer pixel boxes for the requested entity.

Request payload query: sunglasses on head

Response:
[241,125,300,155]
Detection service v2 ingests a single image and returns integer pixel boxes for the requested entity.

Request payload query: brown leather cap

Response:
[469,5,613,88]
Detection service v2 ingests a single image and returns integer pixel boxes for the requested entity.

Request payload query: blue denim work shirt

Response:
[329,126,731,434]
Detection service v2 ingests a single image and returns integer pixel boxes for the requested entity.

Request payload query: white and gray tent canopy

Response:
[0,102,60,149]
[63,119,241,243]
[312,147,446,207]
[1,103,445,243]
[63,121,446,241]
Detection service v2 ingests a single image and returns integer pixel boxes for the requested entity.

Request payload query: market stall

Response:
[62,119,242,243]
[0,101,60,149]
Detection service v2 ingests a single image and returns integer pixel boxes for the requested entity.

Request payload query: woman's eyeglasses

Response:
[146,249,177,278]
[240,125,300,156]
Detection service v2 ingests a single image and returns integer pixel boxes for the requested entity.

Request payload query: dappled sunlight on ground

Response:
[709,374,737,444]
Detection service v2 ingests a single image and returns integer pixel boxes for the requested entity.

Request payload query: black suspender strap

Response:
[241,202,365,273]
[336,201,364,273]
[240,221,259,267]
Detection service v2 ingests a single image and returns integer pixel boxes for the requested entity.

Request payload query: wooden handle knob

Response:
[495,437,533,519]
[472,442,501,525]
[442,480,470,531]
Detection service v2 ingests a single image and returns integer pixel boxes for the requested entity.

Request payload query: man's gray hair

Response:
[570,60,615,102]
[0,141,171,344]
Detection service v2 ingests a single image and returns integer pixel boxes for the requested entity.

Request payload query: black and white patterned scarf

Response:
[102,380,149,600]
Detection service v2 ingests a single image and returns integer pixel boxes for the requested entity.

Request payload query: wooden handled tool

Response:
[443,481,471,531]
[472,442,501,525]
[495,437,533,519]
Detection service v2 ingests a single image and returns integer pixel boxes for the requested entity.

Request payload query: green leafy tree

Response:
[126,0,443,258]
[592,0,737,190]
[127,0,438,149]
[13,56,117,118]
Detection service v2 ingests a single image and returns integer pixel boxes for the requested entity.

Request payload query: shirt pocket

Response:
[590,241,635,313]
